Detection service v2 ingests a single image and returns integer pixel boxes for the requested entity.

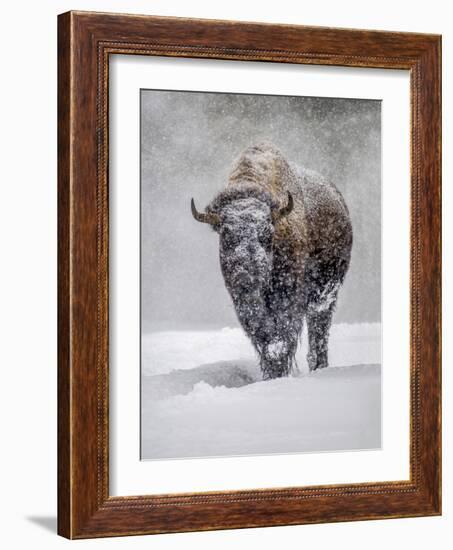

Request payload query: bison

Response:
[191,143,353,379]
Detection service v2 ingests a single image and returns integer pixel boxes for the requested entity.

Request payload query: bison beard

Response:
[192,143,353,379]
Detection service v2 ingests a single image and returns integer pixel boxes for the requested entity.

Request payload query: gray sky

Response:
[141,90,381,331]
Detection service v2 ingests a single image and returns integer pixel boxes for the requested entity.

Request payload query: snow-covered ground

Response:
[142,322,381,375]
[141,323,381,460]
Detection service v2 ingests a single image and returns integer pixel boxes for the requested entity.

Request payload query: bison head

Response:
[191,190,293,347]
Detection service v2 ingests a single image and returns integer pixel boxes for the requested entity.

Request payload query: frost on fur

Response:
[192,143,353,379]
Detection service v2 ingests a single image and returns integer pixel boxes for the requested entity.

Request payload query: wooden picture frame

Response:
[58,10,441,539]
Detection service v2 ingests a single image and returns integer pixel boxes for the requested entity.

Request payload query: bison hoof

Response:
[262,368,286,380]
[261,357,292,379]
[307,351,328,371]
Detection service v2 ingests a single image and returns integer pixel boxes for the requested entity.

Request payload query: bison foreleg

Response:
[259,328,300,380]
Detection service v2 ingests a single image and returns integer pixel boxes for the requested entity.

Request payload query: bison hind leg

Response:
[306,291,338,371]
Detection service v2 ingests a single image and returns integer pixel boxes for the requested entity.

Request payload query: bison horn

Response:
[191,198,220,225]
[273,191,294,222]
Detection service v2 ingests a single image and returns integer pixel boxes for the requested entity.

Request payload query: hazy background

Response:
[141,90,381,331]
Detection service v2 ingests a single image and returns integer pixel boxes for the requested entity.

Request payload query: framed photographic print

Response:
[58,11,441,539]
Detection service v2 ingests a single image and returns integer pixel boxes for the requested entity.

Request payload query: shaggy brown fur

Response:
[193,142,352,378]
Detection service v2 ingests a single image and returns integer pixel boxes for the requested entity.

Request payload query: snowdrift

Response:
[142,322,381,375]
[141,323,381,460]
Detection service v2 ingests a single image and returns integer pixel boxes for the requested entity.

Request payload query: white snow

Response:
[142,363,380,459]
[142,322,381,375]
[141,323,381,460]
[267,340,287,358]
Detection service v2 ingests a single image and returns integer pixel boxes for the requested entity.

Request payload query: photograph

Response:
[0,0,445,544]
[140,89,382,460]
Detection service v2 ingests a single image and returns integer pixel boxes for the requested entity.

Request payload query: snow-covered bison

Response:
[191,143,353,379]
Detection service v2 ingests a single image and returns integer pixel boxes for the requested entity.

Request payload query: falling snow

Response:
[140,90,381,460]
